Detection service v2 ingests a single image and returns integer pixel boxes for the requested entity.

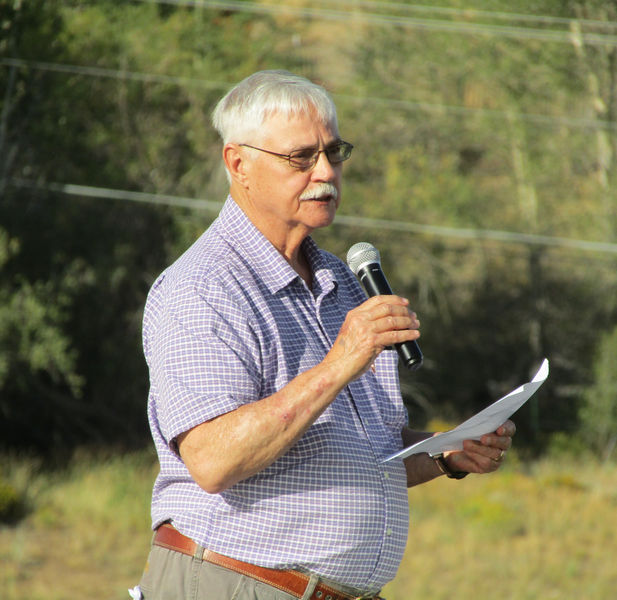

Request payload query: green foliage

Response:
[1,0,617,454]
[579,324,617,460]
[0,1,322,452]
[0,477,23,523]
[0,1,176,450]
[546,431,593,461]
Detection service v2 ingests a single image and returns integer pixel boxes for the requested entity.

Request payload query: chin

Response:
[310,205,337,227]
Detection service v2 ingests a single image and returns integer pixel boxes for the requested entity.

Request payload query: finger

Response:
[368,301,410,319]
[361,294,410,311]
[446,447,499,474]
[495,420,516,437]
[480,421,516,449]
[492,449,506,463]
[366,296,420,321]
[480,433,513,452]
[461,439,507,468]
[378,327,421,348]
[367,301,420,332]
[372,313,418,335]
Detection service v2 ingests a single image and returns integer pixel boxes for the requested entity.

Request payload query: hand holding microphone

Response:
[347,242,423,371]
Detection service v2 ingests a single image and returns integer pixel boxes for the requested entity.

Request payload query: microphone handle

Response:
[359,266,423,371]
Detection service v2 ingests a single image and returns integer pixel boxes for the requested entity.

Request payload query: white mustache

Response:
[299,183,338,201]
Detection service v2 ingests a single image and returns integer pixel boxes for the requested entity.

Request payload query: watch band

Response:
[433,453,468,479]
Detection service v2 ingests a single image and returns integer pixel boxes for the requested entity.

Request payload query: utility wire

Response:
[3,57,616,132]
[8,179,225,212]
[339,1,617,31]
[336,91,617,131]
[4,7,616,255]
[8,178,617,255]
[0,57,230,91]
[137,0,617,47]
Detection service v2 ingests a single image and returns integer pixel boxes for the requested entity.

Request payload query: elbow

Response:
[177,429,234,494]
[182,458,236,495]
[176,425,249,494]
[181,453,238,494]
[196,473,233,495]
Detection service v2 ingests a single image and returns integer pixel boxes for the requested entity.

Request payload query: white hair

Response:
[211,70,338,144]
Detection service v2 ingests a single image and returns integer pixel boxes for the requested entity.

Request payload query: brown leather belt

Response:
[153,523,383,600]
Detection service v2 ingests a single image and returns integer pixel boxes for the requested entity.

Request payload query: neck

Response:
[293,246,313,289]
[229,189,313,287]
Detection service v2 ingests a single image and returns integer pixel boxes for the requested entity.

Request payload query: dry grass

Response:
[1,450,616,600]
[0,451,156,600]
[384,457,617,600]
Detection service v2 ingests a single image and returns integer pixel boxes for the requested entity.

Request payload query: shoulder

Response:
[144,222,258,335]
[149,222,228,297]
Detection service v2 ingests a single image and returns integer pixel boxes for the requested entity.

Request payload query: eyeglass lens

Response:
[289,142,352,168]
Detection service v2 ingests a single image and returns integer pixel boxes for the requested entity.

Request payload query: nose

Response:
[311,149,339,181]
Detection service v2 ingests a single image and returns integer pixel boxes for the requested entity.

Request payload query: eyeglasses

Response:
[239,140,353,171]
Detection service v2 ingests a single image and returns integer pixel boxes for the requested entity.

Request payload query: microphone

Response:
[346,242,423,371]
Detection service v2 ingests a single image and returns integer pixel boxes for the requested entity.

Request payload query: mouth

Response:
[299,183,339,203]
[304,193,334,203]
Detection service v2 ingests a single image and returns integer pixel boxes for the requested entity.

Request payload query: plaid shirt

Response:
[143,197,409,591]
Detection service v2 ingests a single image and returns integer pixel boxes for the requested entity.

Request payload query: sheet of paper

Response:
[383,358,549,463]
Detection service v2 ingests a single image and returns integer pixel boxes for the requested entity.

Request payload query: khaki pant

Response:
[138,545,324,600]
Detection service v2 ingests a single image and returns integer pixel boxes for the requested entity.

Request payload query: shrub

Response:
[0,477,25,523]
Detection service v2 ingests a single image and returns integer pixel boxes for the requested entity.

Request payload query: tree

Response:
[579,324,617,461]
[326,0,617,442]
[0,1,318,453]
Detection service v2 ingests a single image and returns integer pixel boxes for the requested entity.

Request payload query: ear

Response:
[223,144,250,188]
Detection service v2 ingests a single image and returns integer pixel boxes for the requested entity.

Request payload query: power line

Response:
[344,1,617,31]
[0,57,230,91]
[3,57,616,132]
[336,91,617,131]
[8,178,617,255]
[335,213,617,255]
[137,0,617,47]
[8,178,225,212]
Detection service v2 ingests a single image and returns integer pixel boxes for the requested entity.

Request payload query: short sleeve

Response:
[148,276,262,446]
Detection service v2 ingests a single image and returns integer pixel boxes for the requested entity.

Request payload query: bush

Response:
[0,477,25,523]
[579,325,617,461]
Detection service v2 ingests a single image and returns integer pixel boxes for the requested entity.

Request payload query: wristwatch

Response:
[433,453,468,479]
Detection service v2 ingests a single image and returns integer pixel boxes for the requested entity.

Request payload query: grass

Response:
[0,450,157,600]
[383,456,617,600]
[1,450,616,600]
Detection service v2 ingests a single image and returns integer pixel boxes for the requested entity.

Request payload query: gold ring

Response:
[493,450,505,463]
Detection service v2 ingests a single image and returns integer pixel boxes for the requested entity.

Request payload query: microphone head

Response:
[347,242,381,275]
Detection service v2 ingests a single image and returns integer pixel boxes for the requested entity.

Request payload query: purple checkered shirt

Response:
[143,196,410,592]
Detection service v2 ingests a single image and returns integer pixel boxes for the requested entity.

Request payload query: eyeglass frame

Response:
[238,140,354,171]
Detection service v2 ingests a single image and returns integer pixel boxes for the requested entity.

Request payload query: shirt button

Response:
[384,472,390,479]
[386,528,393,536]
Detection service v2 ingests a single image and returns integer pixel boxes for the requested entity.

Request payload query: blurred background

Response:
[1,1,616,598]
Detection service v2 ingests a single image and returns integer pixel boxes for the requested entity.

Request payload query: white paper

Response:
[383,358,549,463]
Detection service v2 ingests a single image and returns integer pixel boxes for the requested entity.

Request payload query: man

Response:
[138,70,515,600]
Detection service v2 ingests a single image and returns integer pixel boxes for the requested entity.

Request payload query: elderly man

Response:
[138,70,515,600]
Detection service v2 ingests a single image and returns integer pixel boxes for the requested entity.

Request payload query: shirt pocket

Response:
[373,350,408,434]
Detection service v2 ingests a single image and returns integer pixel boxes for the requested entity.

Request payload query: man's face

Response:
[240,110,343,246]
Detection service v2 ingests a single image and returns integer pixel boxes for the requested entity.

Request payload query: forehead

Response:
[257,110,339,149]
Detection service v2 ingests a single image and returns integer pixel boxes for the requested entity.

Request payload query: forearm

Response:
[401,427,443,487]
[179,294,421,494]
[178,358,349,494]
[401,421,517,486]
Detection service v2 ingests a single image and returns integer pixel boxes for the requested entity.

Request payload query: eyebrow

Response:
[289,138,343,153]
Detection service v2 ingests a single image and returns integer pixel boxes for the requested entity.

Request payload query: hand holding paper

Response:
[383,359,549,463]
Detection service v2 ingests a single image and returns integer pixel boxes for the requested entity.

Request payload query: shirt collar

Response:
[218,196,337,296]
